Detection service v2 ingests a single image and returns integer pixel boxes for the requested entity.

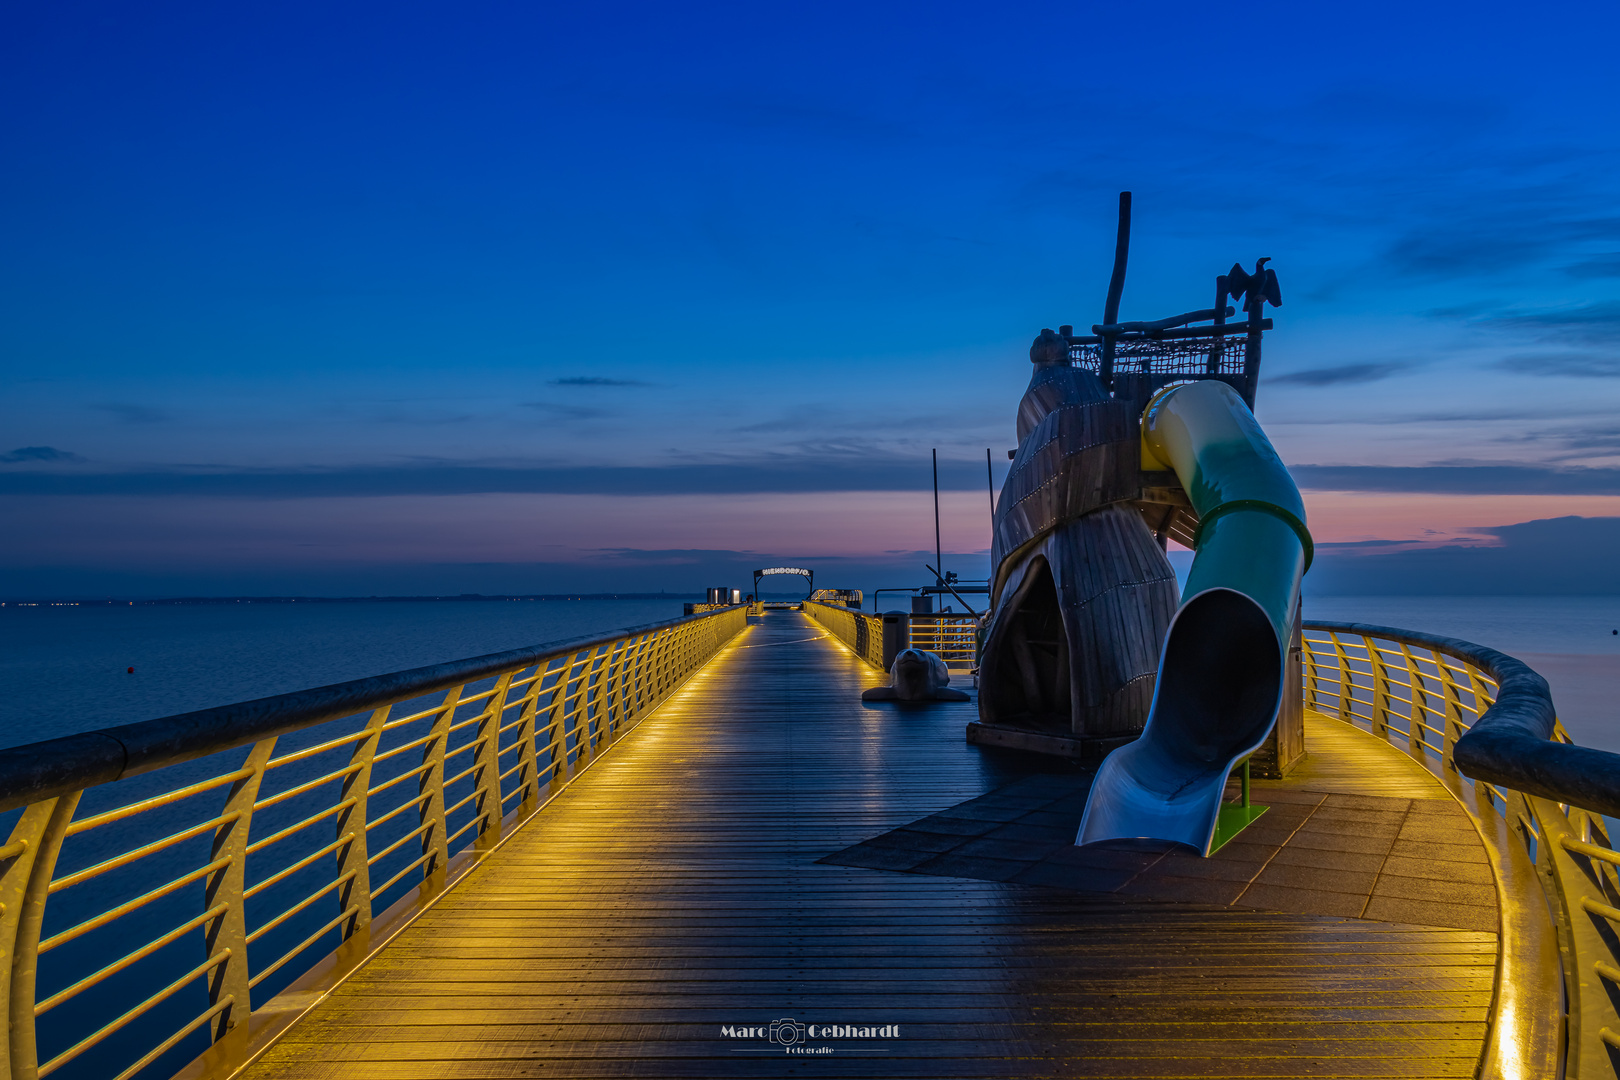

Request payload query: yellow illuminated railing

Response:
[803,602,884,667]
[0,606,746,1080]
[1302,621,1617,1080]
[804,602,981,671]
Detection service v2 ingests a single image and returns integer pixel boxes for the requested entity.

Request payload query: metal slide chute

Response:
[1076,379,1312,853]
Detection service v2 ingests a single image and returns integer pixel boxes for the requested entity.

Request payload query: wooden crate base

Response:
[965,721,1137,762]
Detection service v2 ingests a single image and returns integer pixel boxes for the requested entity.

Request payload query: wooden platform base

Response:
[964,720,1136,761]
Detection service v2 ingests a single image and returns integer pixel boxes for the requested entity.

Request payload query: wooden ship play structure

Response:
[971,191,1304,853]
[11,194,1620,1080]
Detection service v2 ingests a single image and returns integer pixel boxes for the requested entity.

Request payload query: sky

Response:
[3,0,1620,598]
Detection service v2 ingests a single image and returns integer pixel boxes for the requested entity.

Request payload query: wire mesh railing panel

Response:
[0,606,746,1080]
[908,616,979,665]
[1070,336,1247,381]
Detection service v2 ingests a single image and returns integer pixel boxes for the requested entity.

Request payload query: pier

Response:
[3,605,1616,1079]
[228,608,1512,1078]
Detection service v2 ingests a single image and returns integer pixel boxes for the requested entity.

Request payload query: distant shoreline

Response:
[0,593,711,606]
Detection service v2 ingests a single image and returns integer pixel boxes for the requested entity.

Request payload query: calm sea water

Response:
[1302,595,1620,752]
[0,598,687,749]
[3,593,1615,749]
[1302,595,1620,657]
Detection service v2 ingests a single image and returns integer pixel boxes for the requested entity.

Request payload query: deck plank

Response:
[243,611,1494,1079]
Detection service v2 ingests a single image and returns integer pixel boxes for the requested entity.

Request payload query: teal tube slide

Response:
[1075,380,1311,854]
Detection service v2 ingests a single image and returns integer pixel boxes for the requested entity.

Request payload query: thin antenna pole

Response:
[1103,191,1132,326]
[985,447,995,522]
[1099,190,1132,392]
[932,449,943,588]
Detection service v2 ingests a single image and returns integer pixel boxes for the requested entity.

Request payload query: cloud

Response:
[1,446,83,464]
[1308,516,1620,596]
[1484,301,1620,346]
[590,547,760,565]
[1385,216,1620,280]
[1545,423,1620,453]
[93,403,169,424]
[1271,403,1620,427]
[0,452,1000,498]
[1425,301,1499,320]
[547,377,648,387]
[520,402,610,421]
[1499,353,1620,378]
[6,457,1616,499]
[1564,253,1620,279]
[1269,362,1404,387]
[1290,464,1620,495]
[1314,539,1428,550]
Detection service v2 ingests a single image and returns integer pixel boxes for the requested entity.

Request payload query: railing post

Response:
[336,706,387,941]
[647,629,666,707]
[564,650,591,772]
[1368,635,1392,741]
[1300,633,1318,711]
[206,737,275,1041]
[540,660,568,790]
[471,673,512,843]
[630,632,653,719]
[636,632,654,714]
[600,641,627,747]
[1330,631,1353,722]
[1468,668,1497,727]
[1439,660,1467,769]
[618,636,642,725]
[3,793,81,1080]
[627,633,646,720]
[513,667,543,812]
[419,686,460,883]
[1399,643,1430,763]
[588,643,611,752]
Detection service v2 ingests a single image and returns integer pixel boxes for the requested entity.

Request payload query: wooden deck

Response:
[242,610,1499,1079]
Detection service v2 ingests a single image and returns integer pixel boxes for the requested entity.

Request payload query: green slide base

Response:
[1209,802,1269,854]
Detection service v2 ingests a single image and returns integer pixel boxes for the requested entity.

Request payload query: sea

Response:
[1301,594,1620,753]
[3,593,1615,749]
[0,597,688,748]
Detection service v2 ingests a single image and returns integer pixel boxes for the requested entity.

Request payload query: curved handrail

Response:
[1308,619,1620,818]
[1303,619,1620,1077]
[0,609,741,815]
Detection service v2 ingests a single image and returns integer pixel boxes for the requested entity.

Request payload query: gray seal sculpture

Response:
[861,649,970,702]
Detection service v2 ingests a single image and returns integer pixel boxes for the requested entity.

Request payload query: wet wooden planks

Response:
[243,611,1495,1079]
[1271,714,1451,801]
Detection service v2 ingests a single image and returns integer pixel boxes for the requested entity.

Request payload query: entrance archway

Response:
[753,566,813,601]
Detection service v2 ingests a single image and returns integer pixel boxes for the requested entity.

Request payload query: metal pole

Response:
[932,449,942,587]
[1099,191,1131,392]
[985,448,995,521]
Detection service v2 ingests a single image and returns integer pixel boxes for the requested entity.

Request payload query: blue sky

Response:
[4,0,1620,596]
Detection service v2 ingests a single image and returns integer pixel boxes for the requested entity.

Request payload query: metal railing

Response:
[1302,620,1620,1080]
[907,615,979,666]
[803,602,883,668]
[0,606,747,1080]
[804,602,981,671]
